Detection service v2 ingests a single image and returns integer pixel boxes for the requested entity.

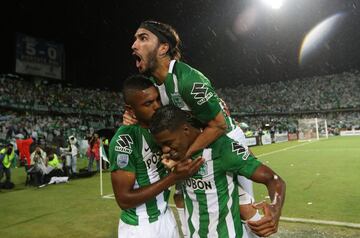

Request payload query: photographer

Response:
[30,145,47,169]
[28,145,48,185]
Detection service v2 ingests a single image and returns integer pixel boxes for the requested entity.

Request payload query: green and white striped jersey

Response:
[109,125,170,225]
[183,135,261,238]
[151,60,237,133]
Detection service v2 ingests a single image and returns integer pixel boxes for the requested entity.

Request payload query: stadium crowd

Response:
[217,71,360,114]
[1,71,359,188]
[1,71,359,140]
[0,74,123,116]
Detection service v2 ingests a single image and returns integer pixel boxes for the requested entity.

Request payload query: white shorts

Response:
[118,208,179,238]
[239,187,254,205]
[227,126,247,147]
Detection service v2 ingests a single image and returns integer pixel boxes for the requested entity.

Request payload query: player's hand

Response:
[122,110,138,125]
[171,156,204,181]
[246,201,280,237]
[161,146,180,170]
[161,156,178,170]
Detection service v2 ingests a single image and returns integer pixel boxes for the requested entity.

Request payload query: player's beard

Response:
[142,48,159,77]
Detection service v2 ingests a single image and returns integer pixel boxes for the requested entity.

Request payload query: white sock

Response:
[176,208,188,237]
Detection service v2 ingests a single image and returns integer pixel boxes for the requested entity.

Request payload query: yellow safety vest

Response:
[48,154,60,168]
[0,148,15,169]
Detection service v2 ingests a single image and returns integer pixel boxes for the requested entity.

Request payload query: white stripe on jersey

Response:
[156,84,170,106]
[134,136,167,222]
[168,59,191,111]
[142,136,167,215]
[173,74,179,93]
[203,149,219,238]
[134,179,148,219]
[169,60,176,73]
[225,172,236,237]
[188,187,200,238]
[172,74,191,111]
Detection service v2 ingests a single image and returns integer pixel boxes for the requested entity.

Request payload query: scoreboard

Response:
[15,33,64,80]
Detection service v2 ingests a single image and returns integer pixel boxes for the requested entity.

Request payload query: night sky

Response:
[1,0,360,90]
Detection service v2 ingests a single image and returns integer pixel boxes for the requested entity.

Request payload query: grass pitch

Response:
[0,136,360,237]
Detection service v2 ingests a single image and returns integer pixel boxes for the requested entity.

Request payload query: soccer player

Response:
[109,75,204,238]
[150,105,286,238]
[130,20,257,236]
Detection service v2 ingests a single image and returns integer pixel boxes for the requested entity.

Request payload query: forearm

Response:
[266,175,286,213]
[247,166,286,237]
[112,173,177,209]
[186,123,226,157]
[251,166,286,214]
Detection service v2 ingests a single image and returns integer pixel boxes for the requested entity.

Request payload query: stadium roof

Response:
[1,0,360,89]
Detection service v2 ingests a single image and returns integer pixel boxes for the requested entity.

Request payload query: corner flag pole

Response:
[100,140,103,197]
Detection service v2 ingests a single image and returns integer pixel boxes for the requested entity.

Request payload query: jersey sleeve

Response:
[109,126,138,173]
[179,67,222,124]
[219,137,261,178]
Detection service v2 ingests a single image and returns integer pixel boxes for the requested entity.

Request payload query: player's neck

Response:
[138,121,149,129]
[152,58,171,85]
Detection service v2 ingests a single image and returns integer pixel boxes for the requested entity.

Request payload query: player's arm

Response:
[247,164,286,237]
[181,72,227,158]
[221,139,286,237]
[111,157,204,210]
[185,111,227,158]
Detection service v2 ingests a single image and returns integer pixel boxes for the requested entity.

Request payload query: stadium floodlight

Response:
[298,118,329,141]
[261,0,284,9]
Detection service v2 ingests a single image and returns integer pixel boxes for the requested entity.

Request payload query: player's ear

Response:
[158,43,170,57]
[183,124,190,135]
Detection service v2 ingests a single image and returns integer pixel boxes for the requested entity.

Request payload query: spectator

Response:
[87,133,100,172]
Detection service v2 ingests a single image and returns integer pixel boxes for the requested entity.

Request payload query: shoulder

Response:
[206,135,228,158]
[174,61,213,93]
[110,125,138,144]
[210,135,247,157]
[175,61,206,81]
[110,125,143,155]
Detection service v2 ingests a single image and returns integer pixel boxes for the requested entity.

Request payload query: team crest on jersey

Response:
[115,134,133,154]
[117,154,129,168]
[171,92,185,108]
[231,142,249,160]
[197,163,208,176]
[191,83,213,105]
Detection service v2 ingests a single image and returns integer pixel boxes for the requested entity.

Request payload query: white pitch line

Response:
[169,204,360,229]
[256,140,316,158]
[102,194,115,199]
[103,140,360,229]
[281,216,360,229]
[103,188,360,229]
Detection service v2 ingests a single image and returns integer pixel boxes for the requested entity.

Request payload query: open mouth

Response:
[132,52,142,68]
